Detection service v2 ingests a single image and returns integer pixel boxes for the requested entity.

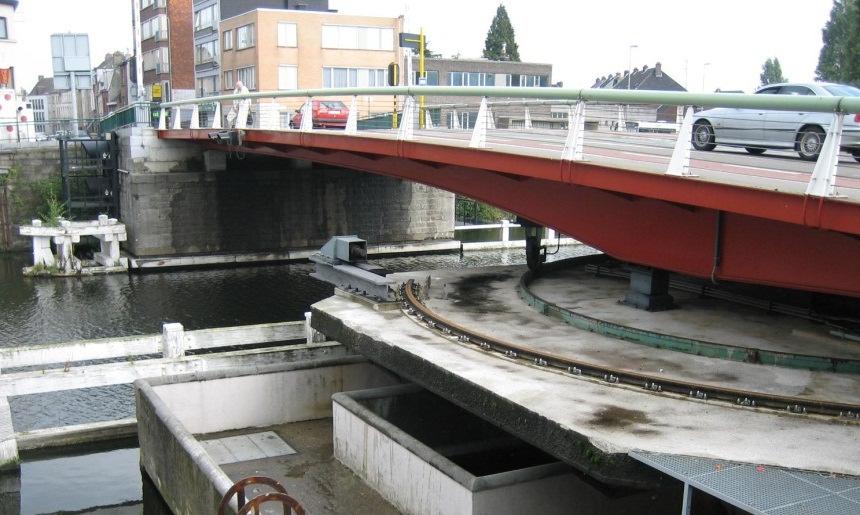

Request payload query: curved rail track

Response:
[401,279,860,420]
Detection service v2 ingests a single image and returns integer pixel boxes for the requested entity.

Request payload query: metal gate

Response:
[59,136,119,219]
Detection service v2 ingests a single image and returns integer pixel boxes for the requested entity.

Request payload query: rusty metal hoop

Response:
[237,492,306,515]
[218,476,288,515]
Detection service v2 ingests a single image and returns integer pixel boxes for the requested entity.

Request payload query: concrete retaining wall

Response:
[135,356,401,514]
[117,127,455,257]
[333,385,581,515]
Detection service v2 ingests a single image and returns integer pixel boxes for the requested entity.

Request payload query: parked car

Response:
[290,100,349,129]
[691,82,860,161]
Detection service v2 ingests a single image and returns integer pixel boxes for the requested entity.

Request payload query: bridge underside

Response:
[161,129,860,298]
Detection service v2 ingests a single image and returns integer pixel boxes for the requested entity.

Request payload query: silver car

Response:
[691,82,860,161]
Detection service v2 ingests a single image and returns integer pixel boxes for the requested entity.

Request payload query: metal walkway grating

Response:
[630,451,860,515]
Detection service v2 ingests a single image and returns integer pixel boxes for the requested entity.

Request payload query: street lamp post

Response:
[702,62,711,92]
[628,44,638,90]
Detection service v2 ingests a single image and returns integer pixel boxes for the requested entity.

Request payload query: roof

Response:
[28,76,56,96]
[94,51,129,71]
[592,63,685,92]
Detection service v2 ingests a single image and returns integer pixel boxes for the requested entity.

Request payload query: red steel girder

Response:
[160,129,860,297]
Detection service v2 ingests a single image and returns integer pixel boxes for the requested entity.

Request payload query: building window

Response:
[141,0,166,8]
[322,67,386,88]
[237,66,256,90]
[195,41,217,65]
[223,30,233,50]
[223,70,234,90]
[278,65,297,90]
[194,5,216,31]
[32,98,44,110]
[142,15,168,41]
[142,47,169,72]
[517,74,548,87]
[277,23,297,47]
[236,24,255,49]
[450,72,494,87]
[413,70,439,86]
[0,18,7,40]
[321,25,393,50]
[196,76,218,96]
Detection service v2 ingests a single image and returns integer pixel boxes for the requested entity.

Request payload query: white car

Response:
[691,82,860,161]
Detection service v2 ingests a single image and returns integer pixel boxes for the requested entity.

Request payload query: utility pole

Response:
[418,27,426,129]
[131,0,144,102]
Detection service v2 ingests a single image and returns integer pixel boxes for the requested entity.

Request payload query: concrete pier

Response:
[311,264,860,483]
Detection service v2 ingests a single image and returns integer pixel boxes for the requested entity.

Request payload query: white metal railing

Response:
[155,86,860,200]
[454,219,579,250]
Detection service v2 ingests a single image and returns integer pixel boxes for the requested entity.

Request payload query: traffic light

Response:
[387,62,399,87]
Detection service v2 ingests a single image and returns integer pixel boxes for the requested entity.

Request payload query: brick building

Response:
[140,0,193,102]
[220,8,403,115]
[410,57,554,128]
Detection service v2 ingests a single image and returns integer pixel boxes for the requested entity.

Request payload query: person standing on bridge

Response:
[226,80,251,128]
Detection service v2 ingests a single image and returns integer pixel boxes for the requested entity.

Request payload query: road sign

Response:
[399,32,420,50]
[151,83,162,101]
[50,33,92,90]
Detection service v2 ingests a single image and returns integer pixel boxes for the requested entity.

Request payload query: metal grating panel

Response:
[767,495,860,515]
[630,451,860,515]
[695,467,825,512]
[841,487,860,503]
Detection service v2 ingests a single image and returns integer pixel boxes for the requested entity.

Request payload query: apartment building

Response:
[192,0,332,98]
[220,8,403,107]
[140,0,193,101]
[0,0,18,90]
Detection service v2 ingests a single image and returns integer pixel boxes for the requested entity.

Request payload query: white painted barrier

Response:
[0,317,326,470]
[18,215,128,274]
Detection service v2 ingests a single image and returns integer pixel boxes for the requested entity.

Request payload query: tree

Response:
[422,39,441,59]
[760,58,787,86]
[816,0,860,84]
[483,4,520,62]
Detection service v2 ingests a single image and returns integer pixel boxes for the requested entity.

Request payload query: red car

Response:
[290,100,349,129]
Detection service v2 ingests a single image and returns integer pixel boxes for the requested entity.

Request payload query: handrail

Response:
[159,85,860,113]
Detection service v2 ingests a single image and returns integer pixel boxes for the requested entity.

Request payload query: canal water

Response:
[1,244,593,513]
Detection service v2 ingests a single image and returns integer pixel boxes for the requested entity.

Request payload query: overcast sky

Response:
[14,0,835,94]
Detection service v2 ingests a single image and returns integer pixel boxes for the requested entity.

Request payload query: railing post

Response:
[161,322,185,359]
[667,106,696,176]
[158,107,167,130]
[300,97,313,131]
[451,109,461,130]
[235,100,249,130]
[562,101,585,161]
[469,97,489,148]
[806,112,844,197]
[398,96,415,140]
[615,104,626,132]
[345,95,358,135]
[523,106,532,130]
[171,107,181,130]
[425,108,435,129]
[501,219,510,242]
[212,102,222,129]
[190,104,200,129]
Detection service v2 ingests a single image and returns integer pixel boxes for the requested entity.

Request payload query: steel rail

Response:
[518,266,860,374]
[159,86,860,113]
[401,279,860,420]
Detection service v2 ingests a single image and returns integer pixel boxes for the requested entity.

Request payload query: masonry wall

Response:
[118,128,455,257]
[0,145,62,251]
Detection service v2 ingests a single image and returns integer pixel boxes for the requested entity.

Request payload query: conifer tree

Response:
[816,0,860,84]
[760,58,787,86]
[483,5,520,61]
